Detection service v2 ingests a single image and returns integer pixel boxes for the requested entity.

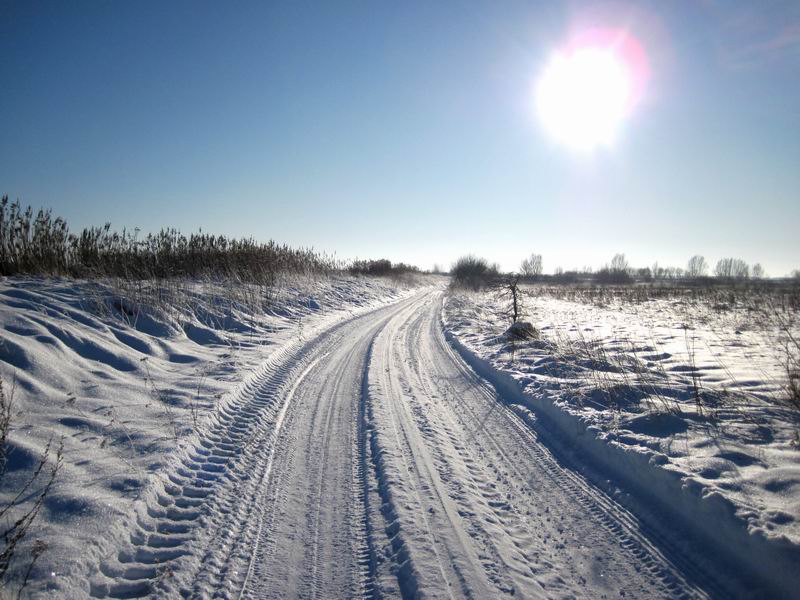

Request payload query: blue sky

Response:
[1,1,799,274]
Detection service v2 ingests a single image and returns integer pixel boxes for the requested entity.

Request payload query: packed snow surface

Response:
[2,277,798,598]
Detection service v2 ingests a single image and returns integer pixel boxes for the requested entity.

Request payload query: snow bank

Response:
[0,274,418,596]
[442,288,800,597]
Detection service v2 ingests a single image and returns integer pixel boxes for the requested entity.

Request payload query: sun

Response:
[536,30,646,151]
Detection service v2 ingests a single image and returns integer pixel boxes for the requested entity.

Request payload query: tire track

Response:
[366,294,495,599]
[239,291,435,599]
[88,292,426,599]
[364,290,720,599]
[88,285,729,599]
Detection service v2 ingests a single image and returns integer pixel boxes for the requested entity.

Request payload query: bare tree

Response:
[715,257,750,279]
[494,274,523,323]
[520,253,543,278]
[686,255,708,278]
[715,258,731,278]
[751,263,765,279]
[652,262,664,280]
[610,253,629,274]
[732,259,749,279]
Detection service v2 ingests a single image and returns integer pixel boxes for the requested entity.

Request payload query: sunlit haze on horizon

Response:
[1,1,799,275]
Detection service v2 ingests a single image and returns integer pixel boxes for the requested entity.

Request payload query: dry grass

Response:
[0,198,337,281]
[0,377,62,596]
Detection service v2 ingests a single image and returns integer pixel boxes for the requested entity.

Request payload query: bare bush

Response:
[349,258,391,276]
[450,255,498,289]
[776,322,800,421]
[348,259,418,277]
[552,267,582,283]
[0,377,62,594]
[787,348,800,416]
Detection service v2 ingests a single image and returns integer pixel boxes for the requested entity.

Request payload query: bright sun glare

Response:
[536,30,646,151]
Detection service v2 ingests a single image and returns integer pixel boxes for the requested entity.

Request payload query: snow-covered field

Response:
[3,276,799,598]
[444,283,800,593]
[0,274,419,597]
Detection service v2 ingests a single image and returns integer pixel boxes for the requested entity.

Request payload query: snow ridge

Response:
[442,309,800,598]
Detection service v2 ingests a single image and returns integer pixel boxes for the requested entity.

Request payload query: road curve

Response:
[89,288,721,599]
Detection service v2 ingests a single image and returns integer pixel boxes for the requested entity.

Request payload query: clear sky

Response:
[1,1,799,275]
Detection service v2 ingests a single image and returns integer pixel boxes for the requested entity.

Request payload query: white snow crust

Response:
[443,285,800,594]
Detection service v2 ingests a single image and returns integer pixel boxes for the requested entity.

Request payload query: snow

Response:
[364,291,717,598]
[443,284,800,595]
[3,275,798,598]
[0,274,419,597]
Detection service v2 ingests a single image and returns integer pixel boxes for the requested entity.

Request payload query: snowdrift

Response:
[0,275,417,596]
[443,289,800,597]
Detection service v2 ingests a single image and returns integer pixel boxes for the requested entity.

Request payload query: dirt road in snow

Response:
[90,289,724,599]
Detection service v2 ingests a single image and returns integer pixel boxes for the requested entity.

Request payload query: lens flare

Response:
[536,28,648,151]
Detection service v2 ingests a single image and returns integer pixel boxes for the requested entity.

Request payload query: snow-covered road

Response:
[90,289,725,599]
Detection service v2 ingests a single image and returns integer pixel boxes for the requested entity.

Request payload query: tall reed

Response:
[0,197,337,282]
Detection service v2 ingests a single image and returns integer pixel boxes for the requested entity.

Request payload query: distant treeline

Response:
[518,253,794,284]
[0,198,406,281]
[453,252,799,289]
